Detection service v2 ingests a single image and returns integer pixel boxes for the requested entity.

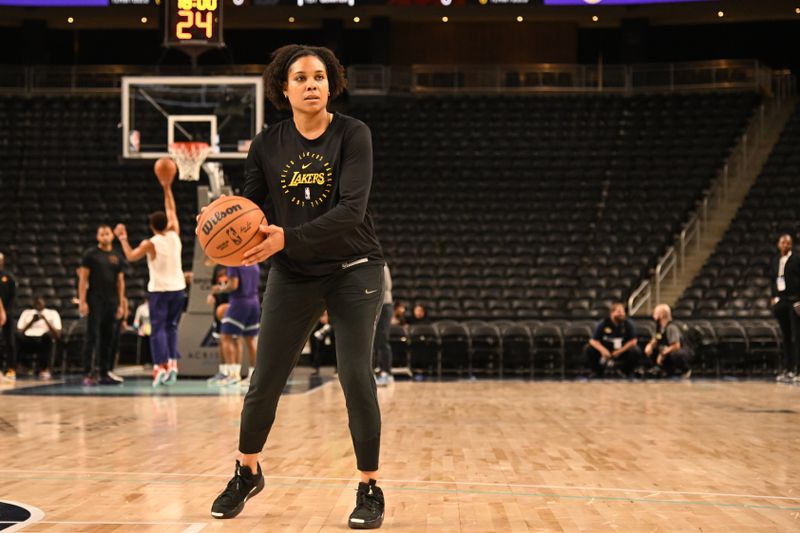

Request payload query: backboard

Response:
[121,76,263,160]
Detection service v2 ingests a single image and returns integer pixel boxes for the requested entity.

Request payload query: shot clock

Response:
[164,0,224,47]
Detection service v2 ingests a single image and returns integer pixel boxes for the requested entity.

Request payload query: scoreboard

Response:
[163,0,224,47]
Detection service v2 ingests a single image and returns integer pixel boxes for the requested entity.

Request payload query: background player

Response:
[218,264,260,387]
[115,161,186,387]
[207,264,231,385]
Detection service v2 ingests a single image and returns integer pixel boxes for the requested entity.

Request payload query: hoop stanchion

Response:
[169,142,211,181]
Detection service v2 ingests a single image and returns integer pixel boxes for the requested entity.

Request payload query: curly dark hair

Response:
[263,44,347,110]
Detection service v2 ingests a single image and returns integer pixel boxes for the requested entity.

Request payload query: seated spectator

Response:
[391,301,407,326]
[408,304,428,324]
[16,296,62,380]
[644,304,693,379]
[585,302,642,378]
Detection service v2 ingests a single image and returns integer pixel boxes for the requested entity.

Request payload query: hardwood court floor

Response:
[1,377,799,532]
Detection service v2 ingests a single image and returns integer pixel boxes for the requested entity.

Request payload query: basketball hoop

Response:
[169,142,211,181]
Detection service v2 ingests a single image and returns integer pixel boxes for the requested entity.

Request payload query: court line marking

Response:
[2,477,798,515]
[0,520,206,531]
[1,468,798,503]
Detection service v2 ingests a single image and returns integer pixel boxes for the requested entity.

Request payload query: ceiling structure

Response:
[0,0,798,29]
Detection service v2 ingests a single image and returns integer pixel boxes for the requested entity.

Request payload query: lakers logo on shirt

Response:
[280,151,334,208]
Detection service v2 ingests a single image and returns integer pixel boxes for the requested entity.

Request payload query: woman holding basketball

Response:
[205,45,386,529]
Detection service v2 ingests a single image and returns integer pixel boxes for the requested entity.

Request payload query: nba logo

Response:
[305,187,311,200]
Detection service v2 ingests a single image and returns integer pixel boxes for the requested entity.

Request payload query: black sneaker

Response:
[98,374,121,385]
[348,479,385,529]
[210,460,265,519]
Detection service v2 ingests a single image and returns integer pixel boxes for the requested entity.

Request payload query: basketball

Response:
[154,157,177,186]
[197,196,266,267]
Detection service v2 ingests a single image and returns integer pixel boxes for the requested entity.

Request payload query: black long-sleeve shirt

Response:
[243,113,383,276]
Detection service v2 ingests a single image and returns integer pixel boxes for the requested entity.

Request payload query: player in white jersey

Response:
[114,169,187,387]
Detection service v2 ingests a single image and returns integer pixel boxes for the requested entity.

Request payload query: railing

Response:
[346,60,777,95]
[640,73,797,312]
[0,64,266,94]
[0,60,786,95]
[646,101,764,308]
[679,213,702,268]
[628,280,652,316]
[654,247,679,306]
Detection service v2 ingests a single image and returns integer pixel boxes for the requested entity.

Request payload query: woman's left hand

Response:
[242,224,285,266]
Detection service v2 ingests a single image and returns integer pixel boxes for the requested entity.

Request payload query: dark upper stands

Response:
[675,105,800,318]
[353,93,758,319]
[0,92,758,323]
[0,96,221,323]
[2,91,779,376]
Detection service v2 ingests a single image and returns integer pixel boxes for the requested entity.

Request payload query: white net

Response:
[169,142,211,181]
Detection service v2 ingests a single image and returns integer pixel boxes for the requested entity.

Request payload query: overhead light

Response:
[516,16,523,22]
[233,0,245,5]
[795,7,799,14]
[141,17,148,24]
[67,16,74,24]
[353,16,360,23]
[717,10,724,17]
[288,16,295,23]
[592,15,599,22]
[442,16,449,22]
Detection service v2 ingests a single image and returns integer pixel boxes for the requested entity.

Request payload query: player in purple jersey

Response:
[219,264,261,386]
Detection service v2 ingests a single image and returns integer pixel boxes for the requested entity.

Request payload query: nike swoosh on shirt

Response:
[302,162,312,169]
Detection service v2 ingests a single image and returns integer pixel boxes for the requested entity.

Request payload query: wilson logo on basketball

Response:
[202,205,243,236]
[280,151,333,208]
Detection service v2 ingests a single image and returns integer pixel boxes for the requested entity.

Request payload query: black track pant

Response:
[239,262,384,472]
[373,303,393,373]
[773,299,800,373]
[18,334,53,371]
[82,298,118,376]
[585,345,643,377]
[652,348,693,376]
[1,319,16,372]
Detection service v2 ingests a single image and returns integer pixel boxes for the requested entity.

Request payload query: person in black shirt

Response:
[206,45,385,529]
[585,302,642,378]
[770,234,800,382]
[0,252,18,381]
[78,225,126,386]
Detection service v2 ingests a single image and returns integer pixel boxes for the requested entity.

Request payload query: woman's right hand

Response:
[195,194,227,235]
